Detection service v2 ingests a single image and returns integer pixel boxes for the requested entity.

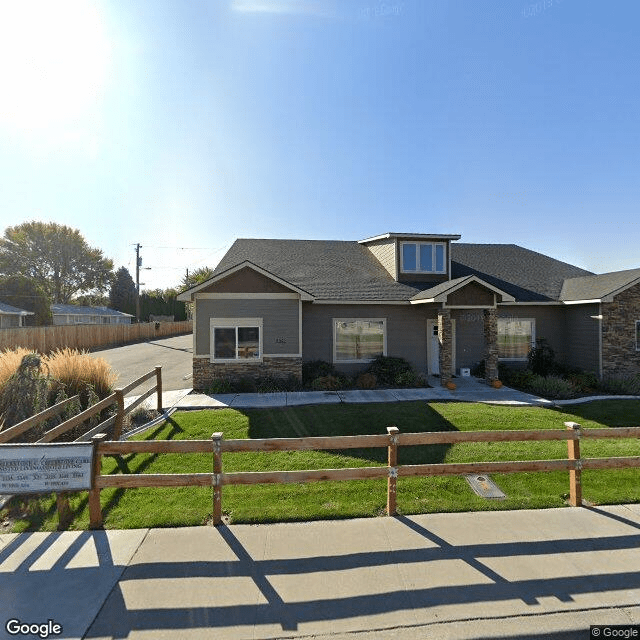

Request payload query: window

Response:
[211,318,262,361]
[401,242,446,274]
[636,321,640,351]
[497,318,535,360]
[334,319,386,362]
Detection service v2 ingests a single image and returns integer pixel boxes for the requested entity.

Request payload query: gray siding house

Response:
[51,305,133,326]
[0,302,34,328]
[177,233,640,391]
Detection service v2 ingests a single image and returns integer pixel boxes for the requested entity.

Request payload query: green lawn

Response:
[4,400,640,531]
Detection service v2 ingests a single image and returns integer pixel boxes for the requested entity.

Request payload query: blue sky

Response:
[1,0,639,291]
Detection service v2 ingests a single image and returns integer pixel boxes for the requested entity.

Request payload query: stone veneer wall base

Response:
[193,356,302,391]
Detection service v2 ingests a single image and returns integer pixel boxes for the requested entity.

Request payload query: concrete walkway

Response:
[128,376,561,412]
[3,505,640,639]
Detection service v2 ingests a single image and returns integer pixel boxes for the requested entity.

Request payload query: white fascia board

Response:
[562,299,603,305]
[312,299,410,305]
[499,301,563,306]
[177,260,315,301]
[410,275,515,304]
[359,232,462,244]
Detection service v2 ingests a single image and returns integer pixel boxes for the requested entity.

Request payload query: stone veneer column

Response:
[483,308,499,383]
[438,308,453,386]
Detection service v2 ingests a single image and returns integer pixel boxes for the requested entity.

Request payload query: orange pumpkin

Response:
[445,381,457,390]
[492,379,503,389]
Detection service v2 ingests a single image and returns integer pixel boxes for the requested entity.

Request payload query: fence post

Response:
[113,389,125,440]
[387,426,399,516]
[89,433,107,529]
[56,492,72,530]
[565,422,582,507]
[155,365,163,412]
[212,432,224,526]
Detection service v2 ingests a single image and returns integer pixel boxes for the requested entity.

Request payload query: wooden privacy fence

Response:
[0,320,192,353]
[86,421,640,529]
[0,367,163,446]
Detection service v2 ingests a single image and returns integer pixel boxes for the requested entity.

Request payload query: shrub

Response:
[524,374,579,400]
[208,378,234,394]
[527,338,558,377]
[0,353,51,432]
[302,360,338,385]
[394,370,429,388]
[567,371,599,393]
[311,375,342,391]
[235,377,257,393]
[366,356,413,387]
[355,373,377,389]
[0,348,37,391]
[598,375,640,396]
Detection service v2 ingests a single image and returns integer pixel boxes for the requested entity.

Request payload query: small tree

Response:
[0,275,52,325]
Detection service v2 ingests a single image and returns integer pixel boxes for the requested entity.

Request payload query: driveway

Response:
[92,334,193,396]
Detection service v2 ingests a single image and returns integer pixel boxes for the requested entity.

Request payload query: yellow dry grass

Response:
[0,347,37,390]
[44,348,118,398]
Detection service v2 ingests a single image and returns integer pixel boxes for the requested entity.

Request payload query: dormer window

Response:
[401,242,446,274]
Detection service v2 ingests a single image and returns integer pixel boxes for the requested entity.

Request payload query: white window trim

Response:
[210,317,263,363]
[636,320,640,351]
[497,317,536,361]
[332,318,387,364]
[400,241,447,274]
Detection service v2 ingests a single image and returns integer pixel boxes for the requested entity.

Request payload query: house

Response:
[0,302,34,328]
[51,304,133,326]
[177,233,640,391]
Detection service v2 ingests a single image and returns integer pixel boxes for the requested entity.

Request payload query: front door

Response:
[429,322,440,375]
[427,319,456,376]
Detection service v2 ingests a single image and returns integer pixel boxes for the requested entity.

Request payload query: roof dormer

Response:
[359,232,461,283]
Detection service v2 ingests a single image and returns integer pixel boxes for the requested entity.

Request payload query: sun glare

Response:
[0,0,111,134]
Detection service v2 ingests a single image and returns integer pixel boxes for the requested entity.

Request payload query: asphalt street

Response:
[91,333,193,395]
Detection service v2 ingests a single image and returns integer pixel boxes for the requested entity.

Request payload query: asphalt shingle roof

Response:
[211,239,597,303]
[51,305,133,317]
[450,243,594,301]
[561,268,640,301]
[0,301,33,315]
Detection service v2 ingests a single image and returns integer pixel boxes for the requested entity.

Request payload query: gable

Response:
[197,267,293,294]
[446,282,495,306]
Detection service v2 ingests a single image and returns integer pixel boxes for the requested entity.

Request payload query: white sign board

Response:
[0,443,93,494]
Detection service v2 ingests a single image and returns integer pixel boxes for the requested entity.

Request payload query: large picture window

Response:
[401,242,446,274]
[334,319,386,363]
[497,318,535,360]
[211,318,262,361]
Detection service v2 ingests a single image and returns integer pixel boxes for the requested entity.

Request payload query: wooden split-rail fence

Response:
[83,421,640,529]
[0,367,164,526]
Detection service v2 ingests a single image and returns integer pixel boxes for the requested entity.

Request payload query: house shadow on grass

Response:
[244,401,458,466]
[549,399,640,429]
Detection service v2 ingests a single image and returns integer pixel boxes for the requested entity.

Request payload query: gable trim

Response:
[177,261,315,301]
[410,275,515,305]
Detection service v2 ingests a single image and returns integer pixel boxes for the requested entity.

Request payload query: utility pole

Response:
[135,243,142,323]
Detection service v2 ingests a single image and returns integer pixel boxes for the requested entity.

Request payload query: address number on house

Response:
[0,443,93,494]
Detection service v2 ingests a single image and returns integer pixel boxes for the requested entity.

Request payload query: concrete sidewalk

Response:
[2,505,640,639]
[128,377,558,413]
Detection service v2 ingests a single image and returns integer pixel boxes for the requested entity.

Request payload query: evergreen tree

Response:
[109,267,137,316]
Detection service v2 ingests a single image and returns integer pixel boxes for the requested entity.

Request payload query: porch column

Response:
[483,308,499,383]
[438,308,453,386]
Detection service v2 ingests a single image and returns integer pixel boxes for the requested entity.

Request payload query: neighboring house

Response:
[0,301,34,328]
[51,305,134,326]
[177,233,640,391]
